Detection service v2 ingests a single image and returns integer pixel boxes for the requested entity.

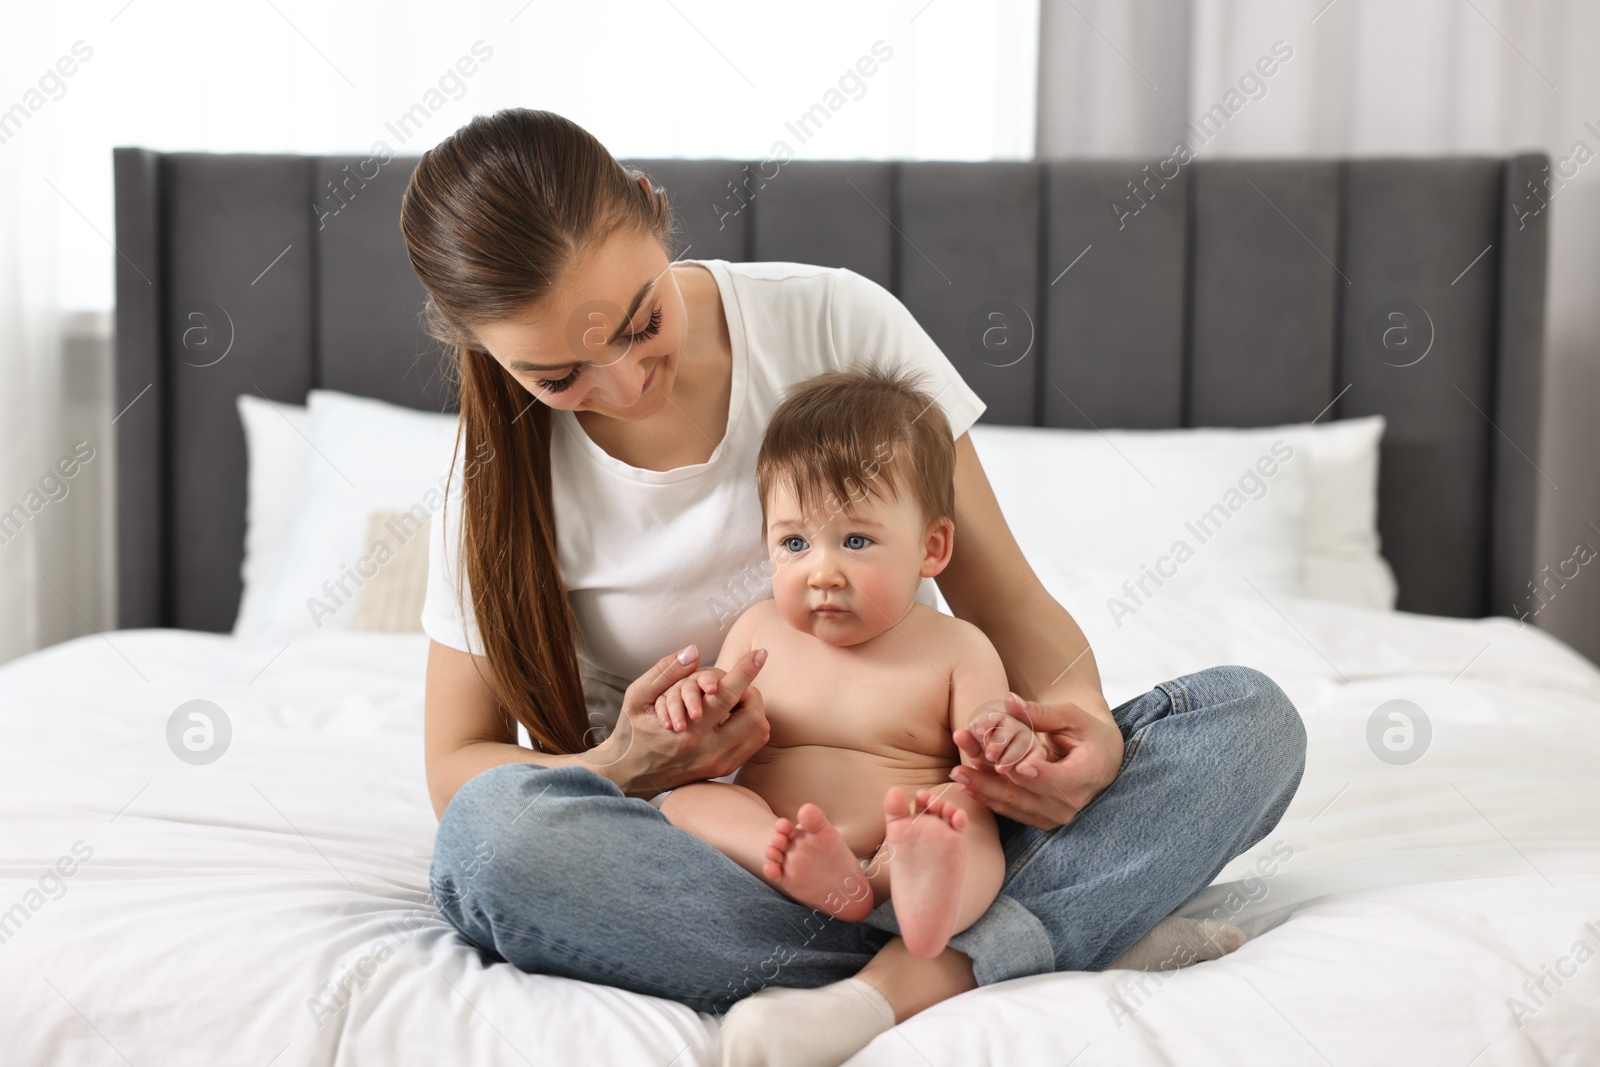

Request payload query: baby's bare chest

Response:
[755,633,957,760]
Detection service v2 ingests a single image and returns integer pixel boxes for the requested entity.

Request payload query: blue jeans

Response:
[429,665,1305,1015]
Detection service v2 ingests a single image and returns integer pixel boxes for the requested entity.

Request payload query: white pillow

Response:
[968,425,1312,614]
[1285,415,1397,610]
[968,415,1396,612]
[234,395,312,635]
[236,390,460,642]
[1178,415,1395,609]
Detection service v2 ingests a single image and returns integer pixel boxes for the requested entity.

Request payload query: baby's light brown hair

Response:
[756,362,955,536]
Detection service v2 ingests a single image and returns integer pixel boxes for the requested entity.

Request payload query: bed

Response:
[0,149,1594,1065]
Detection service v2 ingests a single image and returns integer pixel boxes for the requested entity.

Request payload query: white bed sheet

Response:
[2,574,1598,1066]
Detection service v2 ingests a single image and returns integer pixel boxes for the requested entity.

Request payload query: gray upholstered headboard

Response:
[112,149,1549,631]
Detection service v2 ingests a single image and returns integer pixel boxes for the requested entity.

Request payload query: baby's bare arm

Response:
[713,601,764,673]
[943,625,1012,928]
[946,622,1013,770]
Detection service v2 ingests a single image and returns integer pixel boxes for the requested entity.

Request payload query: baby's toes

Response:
[883,789,912,824]
[922,793,962,824]
[796,803,828,833]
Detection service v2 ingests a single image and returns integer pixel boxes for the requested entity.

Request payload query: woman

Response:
[404,108,1305,1064]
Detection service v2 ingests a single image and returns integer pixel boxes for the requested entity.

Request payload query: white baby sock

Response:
[1107,915,1248,971]
[717,976,895,1067]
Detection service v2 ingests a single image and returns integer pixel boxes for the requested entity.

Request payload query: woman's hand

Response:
[581,644,771,798]
[949,691,1124,831]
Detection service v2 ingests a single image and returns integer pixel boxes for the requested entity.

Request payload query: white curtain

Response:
[0,0,1037,665]
[0,6,64,665]
[1039,0,1600,663]
[50,0,1039,310]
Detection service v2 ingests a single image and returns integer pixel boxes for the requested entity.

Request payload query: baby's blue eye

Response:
[782,536,807,554]
[845,534,870,550]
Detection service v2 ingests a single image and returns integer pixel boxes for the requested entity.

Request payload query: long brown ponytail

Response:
[399,109,678,754]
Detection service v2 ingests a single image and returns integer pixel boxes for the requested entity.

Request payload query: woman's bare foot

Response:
[883,786,967,958]
[763,803,873,921]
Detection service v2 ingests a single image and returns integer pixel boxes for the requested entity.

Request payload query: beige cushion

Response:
[349,510,432,633]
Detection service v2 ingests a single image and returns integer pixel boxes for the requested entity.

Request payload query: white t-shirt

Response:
[420,259,987,732]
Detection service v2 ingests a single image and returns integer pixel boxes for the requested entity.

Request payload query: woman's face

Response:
[473,224,687,420]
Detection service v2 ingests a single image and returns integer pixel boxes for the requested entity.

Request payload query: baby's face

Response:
[763,481,950,647]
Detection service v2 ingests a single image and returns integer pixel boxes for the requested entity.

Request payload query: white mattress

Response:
[2,570,1598,1066]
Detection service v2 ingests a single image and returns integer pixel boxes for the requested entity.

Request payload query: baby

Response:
[650,363,1009,959]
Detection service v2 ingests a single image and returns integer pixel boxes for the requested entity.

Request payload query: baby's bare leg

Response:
[658,782,779,881]
[662,784,874,922]
[942,786,1005,935]
[880,784,1005,959]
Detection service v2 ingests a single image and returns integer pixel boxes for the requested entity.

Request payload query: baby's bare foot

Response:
[762,803,874,922]
[883,786,967,959]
